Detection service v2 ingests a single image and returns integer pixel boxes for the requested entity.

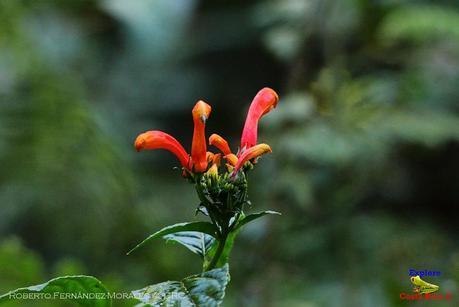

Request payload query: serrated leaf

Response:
[0,275,111,306]
[236,210,281,230]
[163,231,215,257]
[132,264,230,307]
[128,222,218,255]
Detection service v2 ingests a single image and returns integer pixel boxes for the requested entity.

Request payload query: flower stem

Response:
[205,233,228,271]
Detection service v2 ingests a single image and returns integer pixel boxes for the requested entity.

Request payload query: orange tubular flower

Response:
[224,153,238,167]
[232,144,272,175]
[211,153,222,166]
[206,152,215,163]
[209,134,232,155]
[240,88,279,152]
[134,131,190,170]
[205,154,221,178]
[135,88,278,179]
[191,100,212,173]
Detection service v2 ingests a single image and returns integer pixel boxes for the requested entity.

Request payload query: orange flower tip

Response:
[262,144,273,154]
[246,143,272,156]
[224,153,238,166]
[192,100,212,122]
[134,139,144,151]
[233,143,272,174]
[249,144,272,160]
[208,134,220,145]
[209,133,232,155]
[212,153,222,166]
[134,132,149,151]
[206,152,215,162]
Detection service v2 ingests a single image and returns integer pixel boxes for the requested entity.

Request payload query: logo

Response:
[410,275,439,294]
[409,269,441,278]
[399,269,453,301]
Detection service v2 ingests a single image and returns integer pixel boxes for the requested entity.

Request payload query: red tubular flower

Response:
[134,131,190,170]
[191,100,212,173]
[232,144,272,175]
[209,134,232,155]
[240,88,279,152]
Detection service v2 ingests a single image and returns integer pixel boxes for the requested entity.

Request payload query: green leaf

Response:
[127,222,218,255]
[132,264,230,307]
[0,275,111,306]
[163,231,215,257]
[236,210,281,230]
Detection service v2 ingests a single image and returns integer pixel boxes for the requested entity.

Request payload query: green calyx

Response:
[195,171,249,236]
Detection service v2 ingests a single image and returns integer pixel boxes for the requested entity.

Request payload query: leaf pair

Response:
[127,210,281,265]
[126,221,218,256]
[128,210,280,305]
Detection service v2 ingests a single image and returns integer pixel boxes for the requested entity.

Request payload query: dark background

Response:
[0,0,458,306]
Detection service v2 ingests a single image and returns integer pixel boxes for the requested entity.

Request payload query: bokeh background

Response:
[1,0,459,306]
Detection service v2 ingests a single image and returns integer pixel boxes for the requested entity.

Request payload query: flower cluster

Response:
[134,88,279,232]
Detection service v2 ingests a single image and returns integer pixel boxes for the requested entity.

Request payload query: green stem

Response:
[205,233,228,271]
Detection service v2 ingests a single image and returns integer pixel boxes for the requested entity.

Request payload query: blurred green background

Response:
[1,0,459,306]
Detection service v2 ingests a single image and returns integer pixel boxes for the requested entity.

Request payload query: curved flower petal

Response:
[240,88,279,151]
[212,153,222,166]
[209,134,232,155]
[224,153,238,166]
[232,143,272,175]
[134,130,190,169]
[191,100,212,173]
[206,151,215,162]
